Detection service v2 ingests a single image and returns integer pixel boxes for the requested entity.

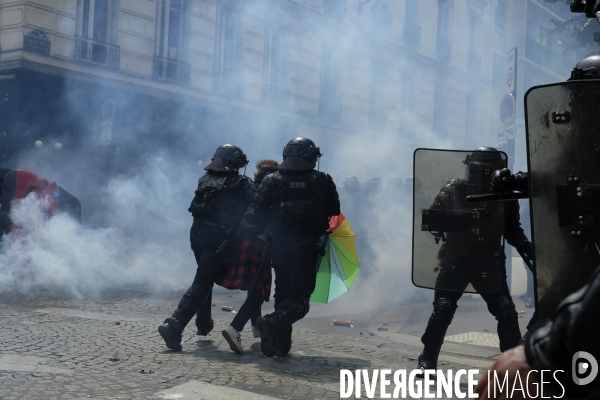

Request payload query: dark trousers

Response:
[433,279,521,351]
[196,288,263,331]
[270,232,320,329]
[231,290,264,331]
[190,226,227,289]
[172,223,227,327]
[435,280,513,314]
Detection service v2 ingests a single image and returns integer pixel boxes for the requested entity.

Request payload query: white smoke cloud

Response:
[0,158,197,297]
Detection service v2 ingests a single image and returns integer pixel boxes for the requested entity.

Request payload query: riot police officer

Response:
[243,137,340,357]
[158,144,256,352]
[338,175,361,223]
[418,147,532,371]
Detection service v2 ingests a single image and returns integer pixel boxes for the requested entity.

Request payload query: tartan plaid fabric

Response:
[214,236,272,302]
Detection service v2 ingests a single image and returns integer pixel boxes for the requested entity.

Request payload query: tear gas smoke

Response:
[0,0,575,310]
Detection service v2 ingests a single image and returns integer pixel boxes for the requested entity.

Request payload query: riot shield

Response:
[412,149,507,293]
[525,81,600,320]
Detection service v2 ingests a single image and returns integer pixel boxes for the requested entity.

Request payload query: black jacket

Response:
[189,172,256,231]
[244,169,340,234]
[432,179,531,264]
[526,264,600,398]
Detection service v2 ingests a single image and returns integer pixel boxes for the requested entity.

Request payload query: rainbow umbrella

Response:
[310,212,360,304]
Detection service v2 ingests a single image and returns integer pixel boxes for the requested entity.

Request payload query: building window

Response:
[406,0,418,22]
[436,0,452,61]
[403,0,421,50]
[82,0,109,43]
[319,41,341,120]
[214,4,243,95]
[154,0,190,84]
[437,0,451,38]
[158,0,183,61]
[495,0,507,32]
[372,0,392,36]
[76,0,119,68]
[263,26,290,106]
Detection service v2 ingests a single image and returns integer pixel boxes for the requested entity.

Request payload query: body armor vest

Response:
[435,179,504,265]
[188,173,248,229]
[271,171,329,232]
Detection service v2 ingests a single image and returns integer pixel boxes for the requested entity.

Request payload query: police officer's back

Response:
[158,144,255,352]
[244,137,340,357]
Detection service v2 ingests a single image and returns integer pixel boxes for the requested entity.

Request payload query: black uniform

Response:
[418,150,532,371]
[245,169,340,355]
[526,264,600,398]
[158,170,255,351]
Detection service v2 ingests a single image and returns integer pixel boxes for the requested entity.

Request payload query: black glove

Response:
[491,168,516,193]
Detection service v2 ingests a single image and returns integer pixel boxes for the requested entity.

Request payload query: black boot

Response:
[498,322,522,351]
[158,317,184,352]
[195,318,214,336]
[159,285,208,351]
[418,298,456,372]
[275,326,292,357]
[256,315,277,357]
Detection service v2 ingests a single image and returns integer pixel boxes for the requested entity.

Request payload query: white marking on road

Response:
[445,332,500,348]
[156,381,279,399]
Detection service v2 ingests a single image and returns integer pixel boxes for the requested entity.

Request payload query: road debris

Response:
[333,319,354,327]
[221,306,234,312]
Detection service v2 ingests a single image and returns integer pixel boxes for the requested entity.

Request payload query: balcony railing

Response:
[436,37,452,64]
[74,35,119,69]
[263,84,290,108]
[153,56,190,85]
[403,22,421,51]
[525,38,573,75]
[213,71,245,97]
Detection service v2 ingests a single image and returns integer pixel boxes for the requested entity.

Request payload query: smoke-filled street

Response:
[0,286,536,399]
[2,0,597,398]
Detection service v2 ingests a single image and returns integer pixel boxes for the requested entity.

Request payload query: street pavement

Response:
[0,287,532,399]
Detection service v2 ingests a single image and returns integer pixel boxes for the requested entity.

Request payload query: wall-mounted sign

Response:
[23,29,50,56]
[505,48,517,94]
[101,121,112,145]
[102,99,116,121]
[497,123,516,141]
[500,93,515,125]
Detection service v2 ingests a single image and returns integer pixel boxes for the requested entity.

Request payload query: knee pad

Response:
[432,298,457,324]
[273,298,310,328]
